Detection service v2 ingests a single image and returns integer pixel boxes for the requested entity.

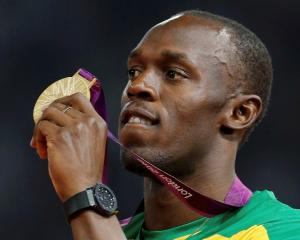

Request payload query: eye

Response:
[128,68,141,80]
[165,69,188,81]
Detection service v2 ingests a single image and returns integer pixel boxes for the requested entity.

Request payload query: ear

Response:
[220,95,262,134]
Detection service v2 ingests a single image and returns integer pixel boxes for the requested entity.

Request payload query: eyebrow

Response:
[128,49,193,65]
[160,50,190,62]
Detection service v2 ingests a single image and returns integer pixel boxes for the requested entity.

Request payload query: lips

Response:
[120,106,159,127]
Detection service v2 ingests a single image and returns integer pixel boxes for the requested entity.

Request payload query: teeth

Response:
[128,117,141,124]
[128,116,152,125]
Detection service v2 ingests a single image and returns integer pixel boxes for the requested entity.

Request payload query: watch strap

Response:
[63,188,95,222]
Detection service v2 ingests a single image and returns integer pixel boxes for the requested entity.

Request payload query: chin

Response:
[120,147,162,177]
[120,147,196,180]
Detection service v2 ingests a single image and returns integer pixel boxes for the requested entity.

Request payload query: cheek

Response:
[161,87,221,142]
[168,89,207,125]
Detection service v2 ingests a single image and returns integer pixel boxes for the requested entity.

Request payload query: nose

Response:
[126,72,159,101]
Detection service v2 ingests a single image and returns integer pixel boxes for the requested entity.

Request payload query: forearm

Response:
[70,210,127,240]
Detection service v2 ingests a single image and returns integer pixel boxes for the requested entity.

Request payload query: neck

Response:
[143,142,237,230]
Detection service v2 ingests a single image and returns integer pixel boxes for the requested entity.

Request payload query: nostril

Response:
[126,83,156,101]
[138,91,152,99]
[126,80,158,101]
[127,92,134,98]
[127,90,152,100]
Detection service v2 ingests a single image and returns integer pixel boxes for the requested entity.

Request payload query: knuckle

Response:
[51,97,67,106]
[96,118,108,131]
[42,107,53,117]
[86,116,107,129]
[74,121,84,131]
[49,101,61,108]
[37,119,45,127]
[86,116,97,126]
[37,120,49,132]
[49,100,58,106]
[57,128,70,141]
[73,92,83,98]
[98,119,107,129]
[71,92,85,103]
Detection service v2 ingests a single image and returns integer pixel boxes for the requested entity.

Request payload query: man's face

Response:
[118,15,233,178]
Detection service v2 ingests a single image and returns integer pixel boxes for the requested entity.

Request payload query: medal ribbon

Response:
[79,68,252,218]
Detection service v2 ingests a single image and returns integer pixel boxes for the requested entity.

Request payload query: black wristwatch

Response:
[63,182,118,222]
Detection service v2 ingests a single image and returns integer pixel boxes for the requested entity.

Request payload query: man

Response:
[31,10,300,239]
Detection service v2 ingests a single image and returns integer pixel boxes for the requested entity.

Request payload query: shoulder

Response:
[247,190,300,219]
[205,191,300,240]
[237,190,300,239]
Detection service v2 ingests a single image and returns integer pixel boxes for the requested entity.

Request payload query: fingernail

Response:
[30,137,34,147]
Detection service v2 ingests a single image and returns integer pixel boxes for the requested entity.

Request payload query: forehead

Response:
[130,15,233,65]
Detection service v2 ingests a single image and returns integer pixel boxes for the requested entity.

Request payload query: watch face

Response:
[94,183,118,215]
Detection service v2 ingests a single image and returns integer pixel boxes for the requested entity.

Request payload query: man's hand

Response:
[31,92,127,239]
[31,92,107,202]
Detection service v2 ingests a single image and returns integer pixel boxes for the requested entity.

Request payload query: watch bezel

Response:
[93,183,118,216]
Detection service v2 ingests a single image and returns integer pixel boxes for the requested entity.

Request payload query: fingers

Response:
[34,126,47,159]
[43,102,83,126]
[37,92,98,128]
[53,92,97,115]
[31,102,80,151]
[31,92,104,160]
[51,102,84,119]
[34,120,59,159]
[38,119,60,137]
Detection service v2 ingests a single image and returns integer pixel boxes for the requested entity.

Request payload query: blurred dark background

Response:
[0,0,299,239]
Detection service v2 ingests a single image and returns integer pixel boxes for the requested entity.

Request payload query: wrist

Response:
[69,209,116,224]
[63,182,118,223]
[70,211,126,240]
[57,180,101,202]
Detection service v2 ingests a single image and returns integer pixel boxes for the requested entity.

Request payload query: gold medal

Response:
[33,69,95,123]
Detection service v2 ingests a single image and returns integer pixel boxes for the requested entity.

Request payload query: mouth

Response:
[120,107,159,127]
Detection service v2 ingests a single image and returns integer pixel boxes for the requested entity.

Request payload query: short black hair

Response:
[175,10,273,142]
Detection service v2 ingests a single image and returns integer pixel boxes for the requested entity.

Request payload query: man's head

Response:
[118,10,273,178]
